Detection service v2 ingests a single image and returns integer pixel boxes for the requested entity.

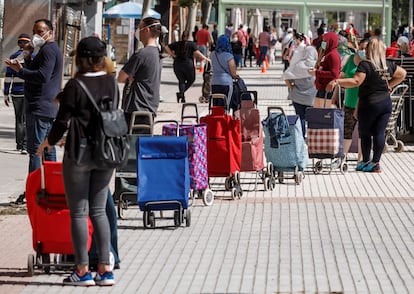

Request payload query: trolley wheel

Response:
[313,161,323,174]
[28,254,35,277]
[234,171,240,184]
[277,171,284,184]
[42,254,50,274]
[294,172,302,185]
[118,200,127,220]
[143,211,153,228]
[340,162,348,174]
[224,177,233,190]
[174,210,181,227]
[266,162,274,176]
[185,209,191,227]
[202,189,214,206]
[148,212,155,228]
[395,140,404,152]
[231,187,238,200]
[236,186,243,199]
[263,177,269,191]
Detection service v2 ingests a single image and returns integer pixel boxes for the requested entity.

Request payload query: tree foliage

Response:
[178,0,199,8]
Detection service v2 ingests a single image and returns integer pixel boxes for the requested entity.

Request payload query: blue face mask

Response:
[321,41,327,50]
[357,50,366,59]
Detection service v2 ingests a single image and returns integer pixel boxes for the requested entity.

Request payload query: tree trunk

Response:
[202,0,213,25]
[186,2,198,41]
[142,0,151,19]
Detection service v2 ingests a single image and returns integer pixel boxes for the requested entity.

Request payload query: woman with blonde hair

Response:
[326,38,406,173]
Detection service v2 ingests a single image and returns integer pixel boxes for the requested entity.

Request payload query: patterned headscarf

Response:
[216,35,232,53]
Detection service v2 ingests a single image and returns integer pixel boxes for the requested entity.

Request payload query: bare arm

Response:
[326,72,366,92]
[388,65,407,88]
[117,69,130,83]
[194,50,211,63]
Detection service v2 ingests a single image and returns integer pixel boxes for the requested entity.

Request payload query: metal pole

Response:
[382,0,386,40]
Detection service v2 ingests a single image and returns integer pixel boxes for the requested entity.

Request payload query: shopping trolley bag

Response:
[305,107,344,158]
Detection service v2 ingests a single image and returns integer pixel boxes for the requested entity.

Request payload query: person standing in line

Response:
[37,36,117,286]
[326,38,406,173]
[196,24,213,70]
[334,38,369,161]
[281,27,294,70]
[3,33,32,155]
[268,27,278,65]
[165,31,210,103]
[246,28,255,67]
[117,17,164,128]
[308,31,341,108]
[225,23,233,38]
[258,26,271,67]
[5,19,63,204]
[231,33,243,68]
[282,32,318,138]
[237,24,248,67]
[211,35,239,109]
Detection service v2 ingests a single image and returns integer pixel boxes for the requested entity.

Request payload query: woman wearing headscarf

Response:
[309,31,341,108]
[282,32,318,138]
[165,31,209,103]
[211,35,239,109]
[326,38,406,173]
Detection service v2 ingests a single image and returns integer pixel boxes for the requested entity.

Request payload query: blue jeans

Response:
[293,102,311,139]
[26,113,56,173]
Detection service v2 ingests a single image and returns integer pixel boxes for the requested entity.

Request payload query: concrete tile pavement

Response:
[0,58,413,293]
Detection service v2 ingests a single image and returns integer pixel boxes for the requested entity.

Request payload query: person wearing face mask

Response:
[333,38,369,161]
[4,19,63,204]
[308,31,341,108]
[326,38,406,173]
[282,32,318,138]
[117,17,163,129]
[230,33,243,68]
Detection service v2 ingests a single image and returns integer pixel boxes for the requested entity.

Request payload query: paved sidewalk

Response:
[0,58,413,293]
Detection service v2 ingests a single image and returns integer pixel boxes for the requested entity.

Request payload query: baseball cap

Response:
[18,33,31,43]
[76,36,106,58]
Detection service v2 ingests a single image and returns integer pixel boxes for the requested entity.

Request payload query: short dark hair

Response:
[35,19,53,31]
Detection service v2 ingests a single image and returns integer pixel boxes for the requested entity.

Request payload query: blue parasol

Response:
[103,1,160,19]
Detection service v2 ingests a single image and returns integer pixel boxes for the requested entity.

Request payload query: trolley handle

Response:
[240,90,258,106]
[208,93,228,114]
[154,120,180,136]
[129,111,154,135]
[267,106,287,118]
[181,103,199,124]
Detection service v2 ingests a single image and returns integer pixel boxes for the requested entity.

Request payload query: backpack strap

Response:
[76,77,118,111]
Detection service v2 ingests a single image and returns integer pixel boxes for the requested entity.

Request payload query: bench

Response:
[387,57,414,135]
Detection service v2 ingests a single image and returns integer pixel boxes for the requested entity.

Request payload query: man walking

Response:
[5,19,63,204]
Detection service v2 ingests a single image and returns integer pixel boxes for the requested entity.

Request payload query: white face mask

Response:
[32,31,49,48]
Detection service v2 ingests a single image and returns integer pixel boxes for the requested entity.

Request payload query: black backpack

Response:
[77,78,129,169]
